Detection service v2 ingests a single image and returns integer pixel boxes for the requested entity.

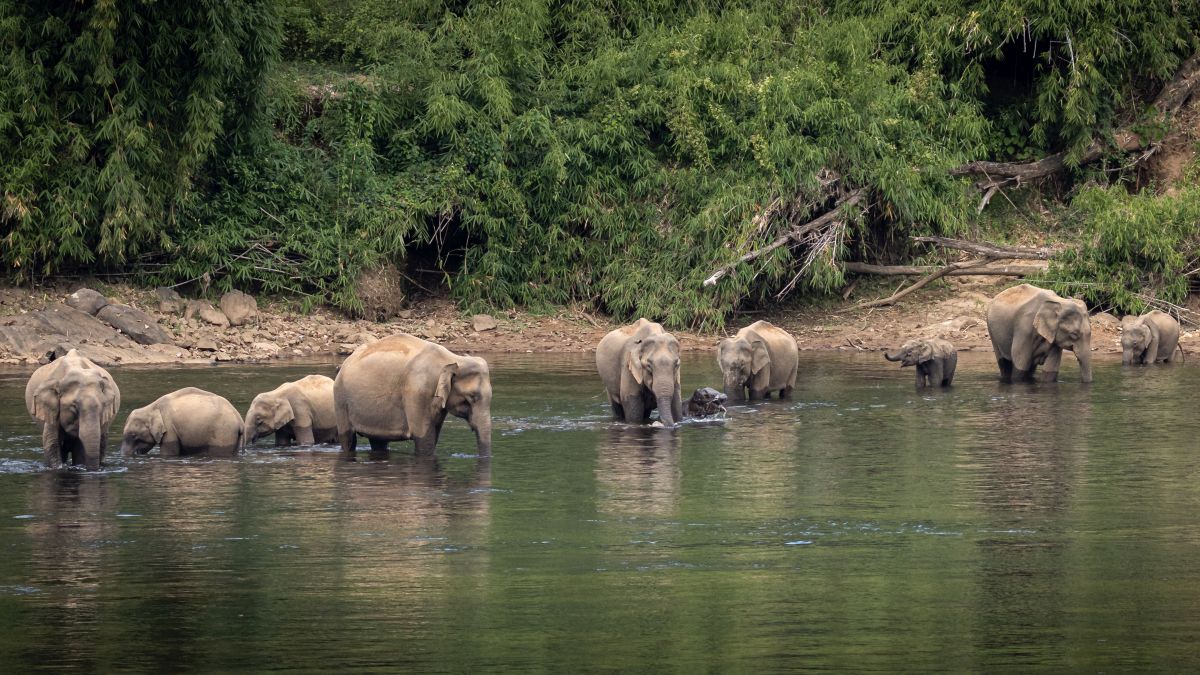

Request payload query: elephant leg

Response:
[41,425,63,469]
[293,425,316,446]
[274,429,291,447]
[1039,347,1063,383]
[610,400,625,421]
[622,394,646,424]
[368,438,389,453]
[160,434,181,458]
[927,362,944,388]
[339,427,358,454]
[997,358,1014,384]
[915,368,927,388]
[779,385,793,399]
[413,427,440,455]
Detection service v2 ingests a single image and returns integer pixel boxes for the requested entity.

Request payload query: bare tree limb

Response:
[844,261,1046,276]
[851,259,991,310]
[911,236,1051,260]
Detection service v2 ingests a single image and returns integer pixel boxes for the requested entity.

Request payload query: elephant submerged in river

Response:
[986,284,1093,383]
[335,334,493,456]
[1121,311,1182,365]
[244,375,337,446]
[25,349,121,470]
[596,318,683,426]
[884,338,957,387]
[121,388,244,457]
[717,320,798,400]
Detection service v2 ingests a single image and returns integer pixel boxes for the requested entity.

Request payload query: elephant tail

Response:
[236,424,245,454]
[1176,341,1186,363]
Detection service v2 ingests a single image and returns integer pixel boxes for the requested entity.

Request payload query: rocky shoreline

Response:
[0,278,1185,368]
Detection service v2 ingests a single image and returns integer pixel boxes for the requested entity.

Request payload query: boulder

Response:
[250,341,280,356]
[194,338,220,351]
[472,314,498,332]
[65,288,108,315]
[220,290,258,326]
[186,300,230,327]
[154,287,184,314]
[97,304,172,345]
[1092,312,1121,330]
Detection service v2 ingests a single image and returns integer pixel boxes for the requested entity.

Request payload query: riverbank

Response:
[0,278,1185,367]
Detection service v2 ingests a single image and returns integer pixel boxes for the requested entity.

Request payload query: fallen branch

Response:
[703,188,866,287]
[852,259,991,310]
[844,261,1046,276]
[911,236,1051,260]
[1134,292,1200,328]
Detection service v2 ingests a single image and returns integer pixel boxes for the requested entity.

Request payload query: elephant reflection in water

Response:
[22,472,119,664]
[595,426,681,518]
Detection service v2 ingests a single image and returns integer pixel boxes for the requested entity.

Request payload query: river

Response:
[0,352,1198,671]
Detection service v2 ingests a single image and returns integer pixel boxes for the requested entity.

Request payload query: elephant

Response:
[244,375,337,446]
[1121,311,1182,365]
[334,334,492,456]
[596,318,683,426]
[884,338,958,387]
[986,284,1093,383]
[120,388,244,457]
[716,320,799,400]
[24,349,121,470]
[685,387,728,417]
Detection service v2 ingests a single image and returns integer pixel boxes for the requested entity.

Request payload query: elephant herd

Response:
[22,283,1185,470]
[24,334,493,470]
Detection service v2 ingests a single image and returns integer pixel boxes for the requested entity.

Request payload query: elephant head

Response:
[434,355,493,455]
[717,334,769,400]
[120,406,165,455]
[1034,296,1093,382]
[29,366,120,470]
[628,333,681,426]
[244,393,293,443]
[884,340,933,368]
[1121,320,1152,365]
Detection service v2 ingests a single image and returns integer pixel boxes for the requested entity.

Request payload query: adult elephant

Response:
[334,334,492,456]
[120,388,244,457]
[244,375,337,446]
[596,318,682,425]
[25,349,121,470]
[986,284,1093,383]
[717,320,799,400]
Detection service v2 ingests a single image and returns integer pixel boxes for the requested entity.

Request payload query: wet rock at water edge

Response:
[155,287,184,314]
[96,304,172,345]
[472,314,498,332]
[65,288,108,315]
[220,290,258,326]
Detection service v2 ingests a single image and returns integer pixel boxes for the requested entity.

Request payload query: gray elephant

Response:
[596,318,682,425]
[884,338,957,387]
[120,388,244,457]
[334,334,492,456]
[717,320,799,400]
[1121,311,1182,365]
[986,284,1093,383]
[25,349,121,470]
[685,387,728,417]
[244,375,337,446]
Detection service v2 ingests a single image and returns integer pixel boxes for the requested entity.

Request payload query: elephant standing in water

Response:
[244,375,337,446]
[884,338,957,387]
[25,349,121,470]
[1121,311,1182,365]
[716,320,798,400]
[986,284,1093,383]
[121,388,244,457]
[596,318,682,425]
[335,334,492,456]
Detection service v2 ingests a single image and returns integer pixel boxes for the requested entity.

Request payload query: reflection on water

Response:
[1,353,1200,670]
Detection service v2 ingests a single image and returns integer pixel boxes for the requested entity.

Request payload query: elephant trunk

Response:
[723,373,746,401]
[1121,348,1136,366]
[242,412,258,445]
[884,349,903,362]
[1076,344,1093,383]
[120,438,134,456]
[654,380,678,426]
[78,410,102,471]
[470,409,492,456]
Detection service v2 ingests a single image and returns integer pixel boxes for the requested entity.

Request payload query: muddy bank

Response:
[0,279,1186,368]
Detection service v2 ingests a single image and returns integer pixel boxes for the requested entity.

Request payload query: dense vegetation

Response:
[2,1,1198,325]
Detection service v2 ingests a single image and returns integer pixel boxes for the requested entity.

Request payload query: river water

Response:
[0,352,1198,671]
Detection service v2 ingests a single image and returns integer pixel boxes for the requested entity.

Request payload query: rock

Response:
[352,332,377,344]
[1093,312,1121,330]
[425,325,445,339]
[397,309,415,319]
[96,304,172,345]
[154,287,184,314]
[250,341,280,356]
[472,314,498,332]
[185,300,231,327]
[338,343,358,355]
[220,290,258,326]
[65,288,108,315]
[194,338,220,351]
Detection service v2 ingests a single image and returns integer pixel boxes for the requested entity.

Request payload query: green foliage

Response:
[1040,183,1200,313]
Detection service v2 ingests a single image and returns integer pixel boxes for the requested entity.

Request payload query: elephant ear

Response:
[1033,301,1063,343]
[626,340,647,385]
[431,362,459,412]
[916,342,935,364]
[31,383,59,424]
[148,409,167,443]
[272,398,296,429]
[751,340,770,375]
[100,377,120,423]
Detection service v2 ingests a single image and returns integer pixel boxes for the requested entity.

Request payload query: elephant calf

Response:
[121,388,244,457]
[25,349,121,470]
[1121,311,1182,365]
[244,375,337,446]
[685,387,727,418]
[717,320,799,400]
[884,339,957,387]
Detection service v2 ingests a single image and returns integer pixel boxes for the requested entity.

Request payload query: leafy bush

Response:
[1040,183,1200,313]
